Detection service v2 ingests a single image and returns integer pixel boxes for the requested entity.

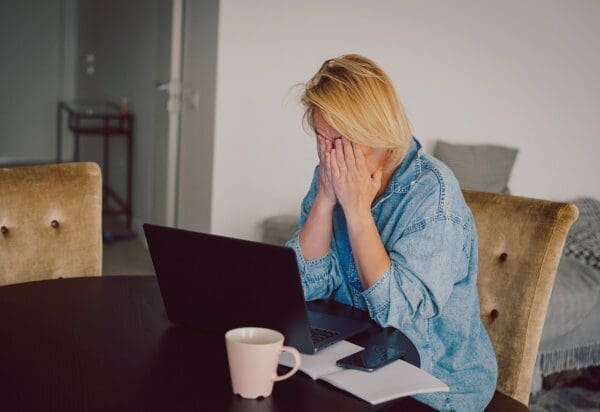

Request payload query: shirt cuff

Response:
[285,230,333,283]
[361,265,393,317]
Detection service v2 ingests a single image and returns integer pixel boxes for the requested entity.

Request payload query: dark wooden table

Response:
[0,276,524,411]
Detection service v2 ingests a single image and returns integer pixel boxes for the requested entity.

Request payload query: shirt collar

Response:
[372,136,422,209]
[391,136,422,194]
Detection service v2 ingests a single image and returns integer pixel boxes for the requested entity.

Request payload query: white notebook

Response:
[279,340,448,405]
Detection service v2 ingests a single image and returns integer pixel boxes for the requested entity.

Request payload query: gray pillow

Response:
[261,214,300,246]
[433,140,518,193]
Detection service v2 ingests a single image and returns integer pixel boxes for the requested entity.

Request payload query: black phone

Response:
[336,345,406,372]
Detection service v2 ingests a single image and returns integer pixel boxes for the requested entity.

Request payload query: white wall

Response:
[211,0,600,240]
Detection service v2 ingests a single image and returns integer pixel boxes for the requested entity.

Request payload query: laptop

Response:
[143,224,372,354]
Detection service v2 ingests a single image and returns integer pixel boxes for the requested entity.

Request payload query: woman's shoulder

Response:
[403,153,471,222]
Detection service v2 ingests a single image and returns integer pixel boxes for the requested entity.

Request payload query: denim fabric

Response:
[286,137,498,411]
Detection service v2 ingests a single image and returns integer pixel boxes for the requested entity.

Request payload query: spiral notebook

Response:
[279,340,448,405]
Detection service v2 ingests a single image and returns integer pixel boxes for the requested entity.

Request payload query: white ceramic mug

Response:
[225,327,301,399]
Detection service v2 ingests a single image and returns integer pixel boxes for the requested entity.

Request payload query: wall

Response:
[0,0,77,163]
[76,0,170,231]
[211,0,600,240]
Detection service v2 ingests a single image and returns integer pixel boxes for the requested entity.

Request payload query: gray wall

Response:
[76,0,171,230]
[0,0,77,162]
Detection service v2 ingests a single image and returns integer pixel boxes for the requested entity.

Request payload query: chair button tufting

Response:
[51,220,60,229]
[490,309,499,319]
[1,226,7,235]
[499,252,508,262]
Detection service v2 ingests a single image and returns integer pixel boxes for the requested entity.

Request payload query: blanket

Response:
[563,197,600,270]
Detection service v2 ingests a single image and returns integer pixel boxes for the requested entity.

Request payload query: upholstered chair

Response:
[0,163,102,286]
[463,190,579,408]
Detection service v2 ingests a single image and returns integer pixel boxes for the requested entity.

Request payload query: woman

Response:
[286,54,498,411]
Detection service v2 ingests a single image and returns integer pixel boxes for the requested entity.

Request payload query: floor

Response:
[102,217,154,276]
[102,224,600,411]
[530,367,600,411]
[103,236,154,276]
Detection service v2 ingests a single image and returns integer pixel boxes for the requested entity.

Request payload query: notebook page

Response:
[319,358,449,405]
[278,340,363,380]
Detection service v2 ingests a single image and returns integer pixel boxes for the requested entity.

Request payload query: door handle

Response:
[155,81,181,94]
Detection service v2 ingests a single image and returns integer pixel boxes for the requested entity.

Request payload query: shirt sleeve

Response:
[360,213,472,326]
[285,166,344,301]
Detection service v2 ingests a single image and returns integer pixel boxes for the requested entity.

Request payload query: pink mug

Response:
[225,327,301,399]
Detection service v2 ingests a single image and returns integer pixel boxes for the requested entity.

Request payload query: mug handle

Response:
[273,346,301,382]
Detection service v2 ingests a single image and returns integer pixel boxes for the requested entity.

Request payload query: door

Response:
[152,0,182,226]
[175,0,219,232]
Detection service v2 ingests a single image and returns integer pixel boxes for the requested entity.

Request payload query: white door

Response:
[153,0,184,226]
[175,0,219,232]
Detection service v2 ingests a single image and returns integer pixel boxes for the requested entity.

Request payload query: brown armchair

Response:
[463,190,579,409]
[0,163,102,286]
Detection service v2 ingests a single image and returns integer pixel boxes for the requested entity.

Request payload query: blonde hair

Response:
[300,54,413,169]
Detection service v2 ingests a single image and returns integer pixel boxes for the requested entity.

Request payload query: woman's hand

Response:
[315,135,337,208]
[298,135,336,261]
[329,137,382,215]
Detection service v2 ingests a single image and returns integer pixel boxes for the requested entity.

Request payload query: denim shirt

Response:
[286,137,498,411]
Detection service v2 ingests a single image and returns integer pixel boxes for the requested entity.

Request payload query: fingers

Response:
[341,138,356,170]
[325,150,332,176]
[317,135,326,162]
[354,144,369,172]
[318,134,336,163]
[325,137,333,154]
[328,150,340,179]
[325,147,334,177]
[333,139,347,176]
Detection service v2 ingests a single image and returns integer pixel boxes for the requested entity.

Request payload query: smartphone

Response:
[336,345,406,372]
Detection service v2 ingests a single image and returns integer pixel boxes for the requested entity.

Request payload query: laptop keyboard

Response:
[310,327,339,345]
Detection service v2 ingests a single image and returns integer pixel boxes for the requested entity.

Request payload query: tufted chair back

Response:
[0,163,102,286]
[463,189,578,406]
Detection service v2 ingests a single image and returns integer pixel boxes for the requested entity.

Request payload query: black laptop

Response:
[143,224,372,354]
